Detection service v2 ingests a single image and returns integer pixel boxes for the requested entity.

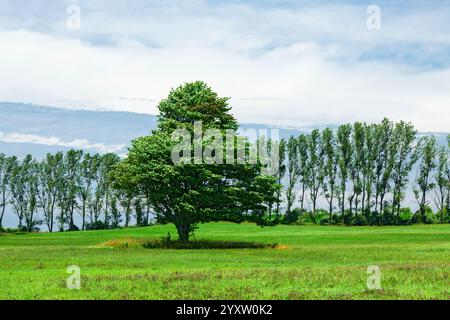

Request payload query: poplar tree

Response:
[391,121,419,220]
[434,145,448,223]
[285,137,299,215]
[306,129,324,222]
[274,139,286,218]
[414,135,437,223]
[297,134,309,212]
[373,119,394,221]
[0,154,14,228]
[37,152,63,232]
[322,128,338,220]
[337,124,352,217]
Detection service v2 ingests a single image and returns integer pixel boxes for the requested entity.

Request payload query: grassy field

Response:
[0,222,449,300]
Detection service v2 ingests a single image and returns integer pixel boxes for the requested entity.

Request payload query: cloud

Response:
[0,131,126,153]
[0,1,449,131]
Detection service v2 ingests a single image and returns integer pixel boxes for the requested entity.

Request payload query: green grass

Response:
[0,222,449,300]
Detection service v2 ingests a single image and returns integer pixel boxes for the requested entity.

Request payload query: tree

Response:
[10,155,40,231]
[296,134,309,212]
[37,152,63,232]
[434,144,448,223]
[337,124,353,217]
[89,154,104,225]
[306,129,325,223]
[414,135,437,223]
[9,156,26,229]
[64,150,83,230]
[273,139,286,218]
[391,121,419,220]
[111,81,279,241]
[77,153,96,231]
[349,122,364,215]
[23,158,40,232]
[285,137,299,216]
[0,154,14,228]
[322,128,338,221]
[100,153,120,227]
[373,119,394,222]
[362,123,378,220]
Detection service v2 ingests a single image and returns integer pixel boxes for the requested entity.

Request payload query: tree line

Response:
[0,151,152,232]
[1,121,449,233]
[273,119,450,225]
[1,82,449,234]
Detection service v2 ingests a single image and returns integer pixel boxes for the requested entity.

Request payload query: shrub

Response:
[0,227,27,235]
[342,211,353,225]
[382,210,397,225]
[398,208,413,225]
[143,235,277,250]
[315,210,329,225]
[67,225,80,232]
[352,214,367,226]
[283,208,302,225]
[85,221,108,231]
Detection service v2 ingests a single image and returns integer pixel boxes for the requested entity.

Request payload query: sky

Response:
[0,0,449,131]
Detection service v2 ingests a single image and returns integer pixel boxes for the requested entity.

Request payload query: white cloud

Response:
[0,2,449,131]
[0,131,125,153]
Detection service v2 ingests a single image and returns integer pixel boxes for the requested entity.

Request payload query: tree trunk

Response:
[0,192,6,228]
[329,195,333,222]
[82,203,86,231]
[361,188,366,216]
[70,204,74,229]
[312,200,317,224]
[379,193,385,225]
[0,204,5,228]
[176,222,190,242]
[420,190,426,223]
[301,185,306,212]
[349,194,355,216]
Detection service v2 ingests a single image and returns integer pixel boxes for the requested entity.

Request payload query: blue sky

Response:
[0,0,449,131]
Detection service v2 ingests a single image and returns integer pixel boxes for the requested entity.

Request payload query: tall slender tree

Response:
[373,119,394,222]
[77,153,96,230]
[337,124,353,217]
[306,129,324,223]
[64,150,83,230]
[297,134,309,212]
[37,152,63,232]
[322,128,338,221]
[100,153,120,227]
[349,122,364,215]
[414,135,437,223]
[391,121,419,220]
[10,156,26,230]
[274,139,286,218]
[363,123,378,220]
[285,137,299,215]
[0,154,14,228]
[23,158,40,232]
[434,144,448,223]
